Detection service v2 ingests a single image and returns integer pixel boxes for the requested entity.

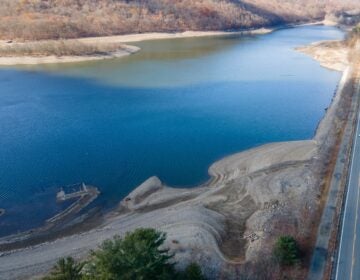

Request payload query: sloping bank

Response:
[0,29,271,66]
[0,39,356,279]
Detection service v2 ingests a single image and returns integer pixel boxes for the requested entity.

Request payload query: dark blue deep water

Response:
[0,25,343,236]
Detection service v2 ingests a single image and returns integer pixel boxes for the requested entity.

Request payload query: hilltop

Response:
[0,0,359,41]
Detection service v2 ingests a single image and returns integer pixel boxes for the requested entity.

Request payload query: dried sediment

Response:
[0,139,325,279]
[296,40,349,71]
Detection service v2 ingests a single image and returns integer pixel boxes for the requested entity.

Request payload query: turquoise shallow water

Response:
[0,25,343,236]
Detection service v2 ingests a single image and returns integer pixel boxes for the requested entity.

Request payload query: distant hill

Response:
[0,0,359,40]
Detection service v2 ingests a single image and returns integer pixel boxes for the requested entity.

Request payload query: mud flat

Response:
[0,39,355,279]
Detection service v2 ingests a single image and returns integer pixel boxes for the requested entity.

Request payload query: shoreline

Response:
[296,40,349,72]
[0,21,332,66]
[0,29,272,66]
[77,29,273,45]
[0,20,329,67]
[0,46,140,66]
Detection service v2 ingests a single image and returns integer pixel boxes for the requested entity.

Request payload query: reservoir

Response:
[0,25,343,236]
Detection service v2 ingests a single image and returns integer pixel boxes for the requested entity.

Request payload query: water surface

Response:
[0,25,343,236]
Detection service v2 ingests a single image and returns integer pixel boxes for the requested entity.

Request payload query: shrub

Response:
[181,263,206,280]
[43,257,83,280]
[353,24,360,36]
[273,236,300,266]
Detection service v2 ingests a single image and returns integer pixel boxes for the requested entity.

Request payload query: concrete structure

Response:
[56,183,90,202]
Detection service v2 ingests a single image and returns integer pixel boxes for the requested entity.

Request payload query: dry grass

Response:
[0,40,126,57]
[347,25,360,63]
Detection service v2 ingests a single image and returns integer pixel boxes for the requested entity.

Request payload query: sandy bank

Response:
[0,29,272,66]
[0,45,140,66]
[78,29,272,44]
[296,40,349,71]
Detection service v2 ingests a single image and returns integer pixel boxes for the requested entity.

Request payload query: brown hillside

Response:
[0,0,358,40]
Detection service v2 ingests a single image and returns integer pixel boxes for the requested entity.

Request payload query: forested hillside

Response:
[0,0,358,40]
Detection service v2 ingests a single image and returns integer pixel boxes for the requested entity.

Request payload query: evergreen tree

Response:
[182,263,206,280]
[86,228,175,280]
[273,235,300,266]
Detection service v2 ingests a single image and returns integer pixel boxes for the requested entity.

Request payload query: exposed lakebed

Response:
[0,25,343,236]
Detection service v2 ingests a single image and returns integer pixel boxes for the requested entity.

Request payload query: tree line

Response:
[0,0,357,41]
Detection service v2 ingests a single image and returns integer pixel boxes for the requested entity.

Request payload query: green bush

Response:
[181,263,206,280]
[354,24,360,34]
[84,228,176,280]
[351,24,360,40]
[273,236,300,266]
[43,257,83,280]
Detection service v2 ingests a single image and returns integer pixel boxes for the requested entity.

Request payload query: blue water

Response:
[0,25,343,236]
